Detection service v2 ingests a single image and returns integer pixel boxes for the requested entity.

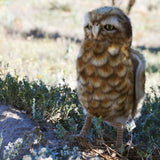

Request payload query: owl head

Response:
[83,6,132,46]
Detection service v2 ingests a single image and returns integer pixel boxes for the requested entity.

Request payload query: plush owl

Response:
[76,6,145,149]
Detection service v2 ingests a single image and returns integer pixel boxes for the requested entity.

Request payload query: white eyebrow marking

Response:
[101,16,122,30]
[83,12,91,27]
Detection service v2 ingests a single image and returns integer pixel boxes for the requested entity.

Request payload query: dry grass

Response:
[0,0,160,92]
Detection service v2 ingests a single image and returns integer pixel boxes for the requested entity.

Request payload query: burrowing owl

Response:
[76,6,145,149]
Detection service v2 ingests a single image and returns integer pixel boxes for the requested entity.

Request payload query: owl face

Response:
[83,7,132,46]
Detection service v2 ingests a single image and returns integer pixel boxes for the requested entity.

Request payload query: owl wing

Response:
[130,49,146,119]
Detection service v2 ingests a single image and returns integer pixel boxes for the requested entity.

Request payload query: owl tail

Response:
[132,96,145,119]
[130,49,146,119]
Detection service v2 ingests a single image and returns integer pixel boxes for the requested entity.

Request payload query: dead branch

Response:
[112,0,115,6]
[126,0,136,15]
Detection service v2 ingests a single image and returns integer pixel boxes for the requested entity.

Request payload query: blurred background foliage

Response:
[0,0,159,92]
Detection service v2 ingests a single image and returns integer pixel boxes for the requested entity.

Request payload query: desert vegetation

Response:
[0,0,160,159]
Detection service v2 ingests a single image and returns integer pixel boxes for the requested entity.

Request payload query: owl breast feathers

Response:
[77,6,145,125]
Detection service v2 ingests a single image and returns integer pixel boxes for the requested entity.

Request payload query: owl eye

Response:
[104,24,115,31]
[86,24,92,30]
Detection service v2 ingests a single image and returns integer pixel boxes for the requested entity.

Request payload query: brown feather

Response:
[76,6,145,149]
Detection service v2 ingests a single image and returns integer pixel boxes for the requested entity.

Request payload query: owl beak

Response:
[92,24,99,39]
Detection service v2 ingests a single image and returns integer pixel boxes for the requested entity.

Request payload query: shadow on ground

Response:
[6,27,160,55]
[137,45,160,54]
[21,28,82,44]
[0,105,66,159]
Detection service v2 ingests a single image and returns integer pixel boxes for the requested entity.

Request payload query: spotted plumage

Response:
[76,6,145,149]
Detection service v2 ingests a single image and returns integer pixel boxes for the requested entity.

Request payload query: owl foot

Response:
[115,143,124,153]
[74,134,90,148]
[74,114,92,148]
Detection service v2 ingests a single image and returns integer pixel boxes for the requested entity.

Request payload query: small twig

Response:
[153,144,160,157]
[92,148,111,159]
[89,145,118,160]
[126,132,133,157]
[112,0,115,6]
[106,146,112,156]
[126,0,136,15]
[157,148,160,155]
[102,143,123,158]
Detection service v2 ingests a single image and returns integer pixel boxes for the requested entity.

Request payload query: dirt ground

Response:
[0,104,68,159]
[0,105,113,159]
[0,105,146,159]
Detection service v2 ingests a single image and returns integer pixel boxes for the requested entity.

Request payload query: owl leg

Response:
[116,123,124,150]
[74,114,92,147]
[79,114,92,137]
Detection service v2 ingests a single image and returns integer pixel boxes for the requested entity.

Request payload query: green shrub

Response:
[133,87,160,159]
[0,73,83,124]
[0,72,159,159]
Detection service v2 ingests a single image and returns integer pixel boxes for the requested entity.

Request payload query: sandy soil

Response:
[0,104,66,158]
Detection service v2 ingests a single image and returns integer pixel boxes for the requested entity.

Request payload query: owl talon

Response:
[74,134,90,148]
[115,144,124,153]
[74,133,86,140]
